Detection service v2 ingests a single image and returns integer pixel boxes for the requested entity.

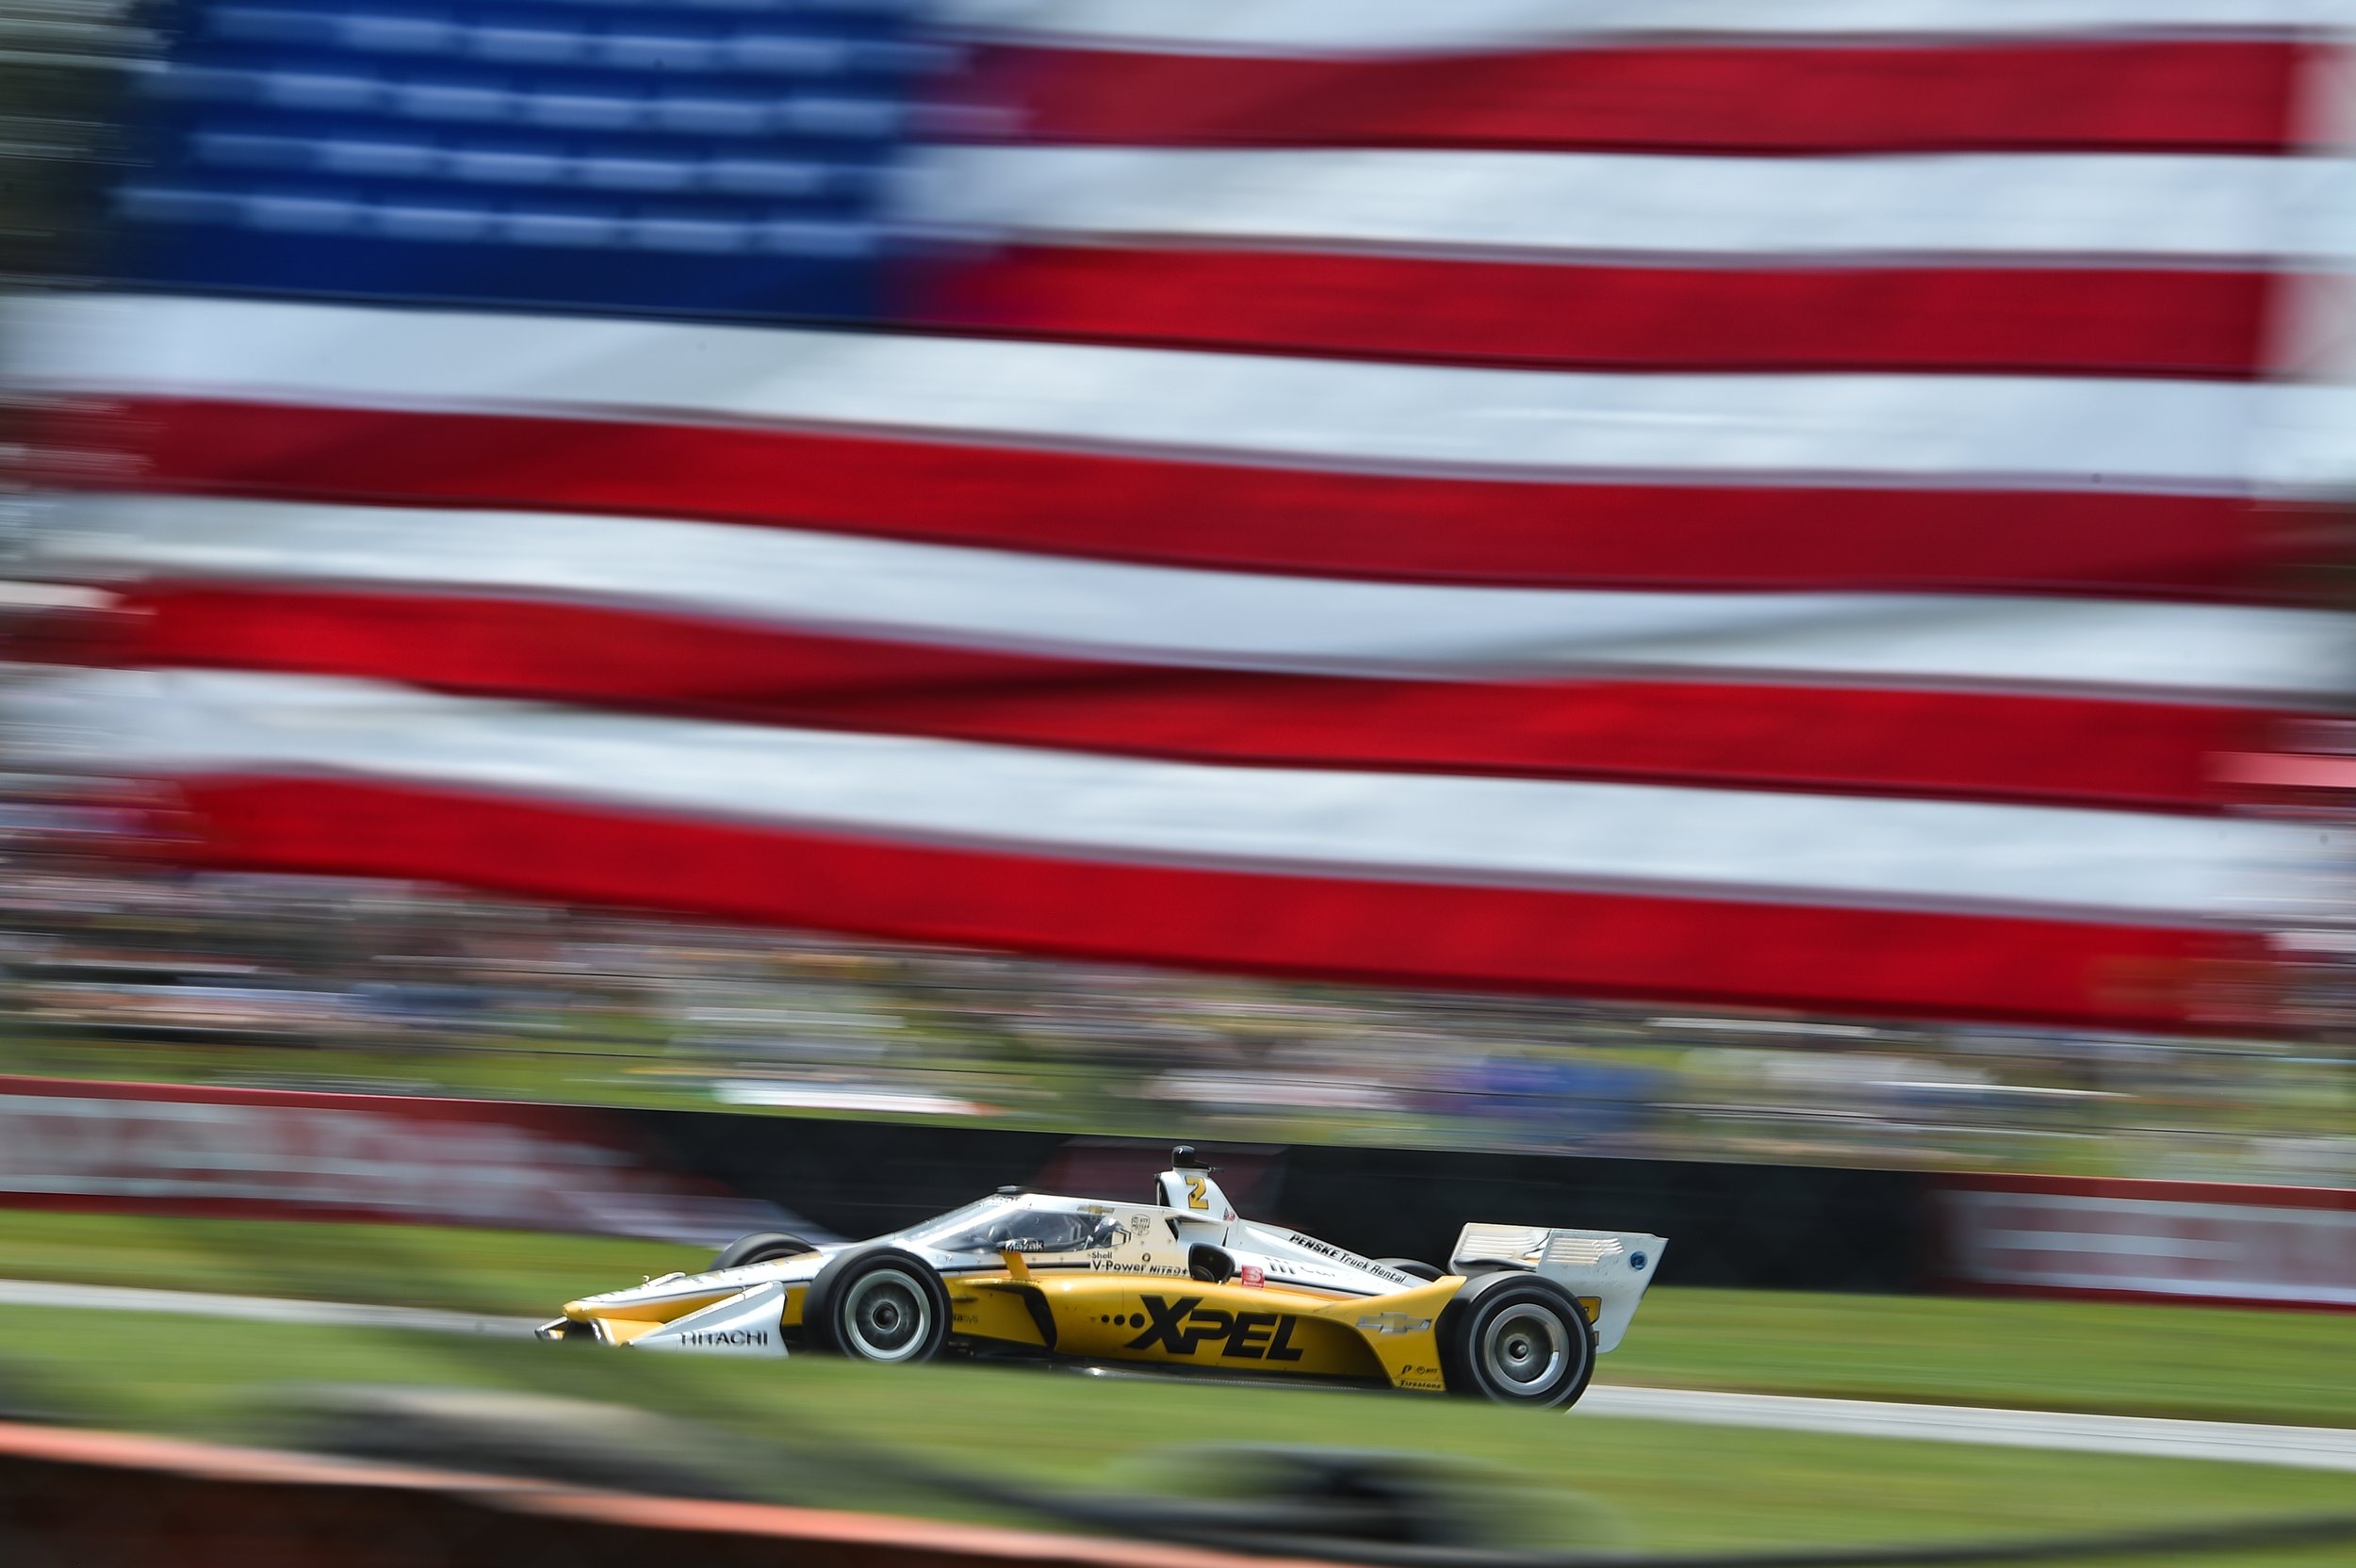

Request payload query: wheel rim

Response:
[842,1269,931,1362]
[1481,1303,1569,1394]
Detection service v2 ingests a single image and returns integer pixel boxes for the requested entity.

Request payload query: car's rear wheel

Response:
[711,1232,817,1270]
[1436,1273,1595,1409]
[805,1248,951,1364]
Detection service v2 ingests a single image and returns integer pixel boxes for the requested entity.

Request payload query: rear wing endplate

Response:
[1450,1224,1667,1353]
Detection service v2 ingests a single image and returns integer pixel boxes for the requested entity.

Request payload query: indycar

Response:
[542,1149,1665,1409]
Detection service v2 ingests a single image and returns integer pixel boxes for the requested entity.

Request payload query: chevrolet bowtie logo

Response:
[1355,1312,1432,1334]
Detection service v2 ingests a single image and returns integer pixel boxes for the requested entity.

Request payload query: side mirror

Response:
[1187,1244,1235,1284]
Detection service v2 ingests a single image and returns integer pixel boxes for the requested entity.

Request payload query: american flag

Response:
[17,0,2353,1029]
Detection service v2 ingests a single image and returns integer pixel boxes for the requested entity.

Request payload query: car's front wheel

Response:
[1436,1273,1595,1409]
[804,1248,951,1364]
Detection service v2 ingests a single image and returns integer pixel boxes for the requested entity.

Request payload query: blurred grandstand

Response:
[0,766,2347,1185]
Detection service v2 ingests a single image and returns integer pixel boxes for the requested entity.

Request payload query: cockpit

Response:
[906,1198,1123,1258]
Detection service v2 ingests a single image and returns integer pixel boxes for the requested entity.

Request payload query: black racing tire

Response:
[711,1232,818,1271]
[1435,1272,1595,1410]
[1376,1258,1445,1282]
[804,1247,952,1364]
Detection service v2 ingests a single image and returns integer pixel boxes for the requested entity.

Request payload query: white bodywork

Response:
[558,1163,1666,1366]
[627,1281,789,1356]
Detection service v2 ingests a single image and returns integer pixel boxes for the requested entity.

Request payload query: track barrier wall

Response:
[2,1076,2350,1302]
[617,1116,1931,1289]
[1936,1173,2356,1309]
[0,1074,789,1244]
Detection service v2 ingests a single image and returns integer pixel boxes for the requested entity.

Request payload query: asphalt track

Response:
[0,1277,535,1337]
[7,1278,2354,1475]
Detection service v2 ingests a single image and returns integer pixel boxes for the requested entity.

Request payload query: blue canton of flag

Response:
[112,0,936,319]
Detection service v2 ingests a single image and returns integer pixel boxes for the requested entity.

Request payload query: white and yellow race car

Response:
[541,1148,1666,1409]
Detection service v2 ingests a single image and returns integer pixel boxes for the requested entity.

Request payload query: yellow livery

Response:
[541,1146,1666,1410]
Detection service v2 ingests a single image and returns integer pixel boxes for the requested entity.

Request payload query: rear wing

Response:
[1450,1224,1667,1353]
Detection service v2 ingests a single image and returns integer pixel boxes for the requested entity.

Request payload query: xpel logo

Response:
[1125,1294,1304,1361]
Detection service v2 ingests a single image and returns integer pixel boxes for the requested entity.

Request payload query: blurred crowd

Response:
[1,765,2348,1187]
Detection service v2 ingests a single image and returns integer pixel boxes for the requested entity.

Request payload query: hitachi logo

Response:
[677,1328,768,1347]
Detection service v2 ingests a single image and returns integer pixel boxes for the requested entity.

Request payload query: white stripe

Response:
[1979,1230,2243,1257]
[12,668,2316,920]
[13,294,2306,490]
[938,0,2348,54]
[904,147,2336,265]
[53,496,2352,698]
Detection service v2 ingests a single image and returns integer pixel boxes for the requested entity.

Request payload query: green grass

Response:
[0,1028,714,1113]
[1612,1288,2356,1429]
[0,1208,707,1316]
[4,1210,2353,1429]
[0,1308,2351,1568]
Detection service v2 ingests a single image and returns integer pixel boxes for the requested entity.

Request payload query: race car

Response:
[539,1148,1666,1409]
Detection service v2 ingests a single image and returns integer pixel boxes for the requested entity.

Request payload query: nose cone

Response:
[563,1299,593,1319]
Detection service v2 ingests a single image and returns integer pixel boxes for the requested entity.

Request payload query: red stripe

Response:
[165,774,2253,1029]
[966,40,2301,154]
[1944,1173,2356,1211]
[917,247,2273,378]
[89,400,2284,596]
[112,582,2254,812]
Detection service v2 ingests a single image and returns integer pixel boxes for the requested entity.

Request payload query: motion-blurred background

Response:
[2,1,2355,1564]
